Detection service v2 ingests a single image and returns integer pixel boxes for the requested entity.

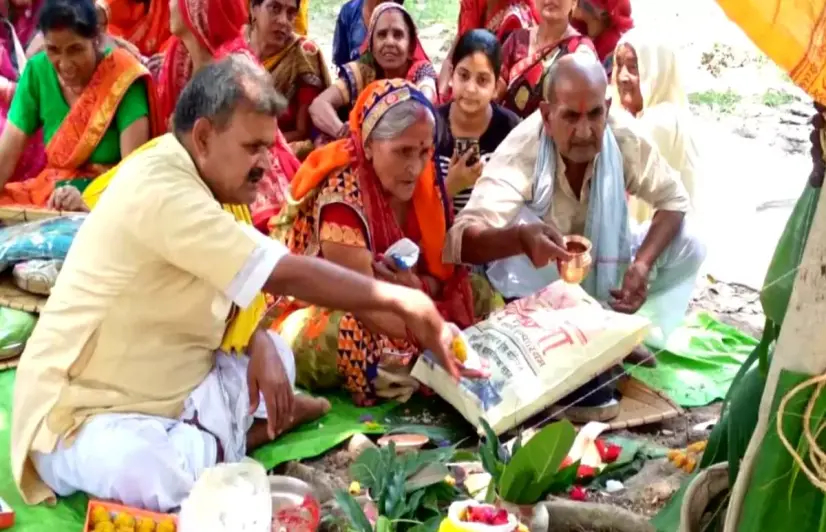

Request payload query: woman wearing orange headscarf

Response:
[100,0,172,56]
[157,0,300,231]
[271,79,498,406]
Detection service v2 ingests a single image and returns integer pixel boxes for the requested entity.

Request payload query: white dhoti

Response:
[31,332,296,512]
[632,220,707,346]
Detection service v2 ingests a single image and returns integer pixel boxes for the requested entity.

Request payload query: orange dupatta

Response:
[290,79,453,282]
[102,0,172,56]
[2,48,162,207]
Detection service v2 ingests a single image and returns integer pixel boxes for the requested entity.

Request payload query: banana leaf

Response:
[651,184,820,531]
[737,370,826,530]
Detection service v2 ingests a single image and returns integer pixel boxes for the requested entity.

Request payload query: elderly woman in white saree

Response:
[612,29,701,224]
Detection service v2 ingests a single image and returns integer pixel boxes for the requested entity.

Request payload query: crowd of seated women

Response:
[0,0,700,409]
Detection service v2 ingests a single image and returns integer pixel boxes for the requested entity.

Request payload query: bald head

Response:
[542,53,608,103]
[538,53,610,164]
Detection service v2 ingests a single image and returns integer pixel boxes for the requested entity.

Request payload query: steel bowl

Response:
[557,235,593,284]
[270,475,315,514]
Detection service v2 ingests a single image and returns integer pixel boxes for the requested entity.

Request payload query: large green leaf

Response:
[376,516,393,532]
[499,467,537,504]
[761,184,820,325]
[409,516,443,532]
[402,447,455,479]
[405,463,450,492]
[737,370,826,531]
[498,420,576,504]
[334,491,374,532]
[350,447,385,492]
[545,460,580,494]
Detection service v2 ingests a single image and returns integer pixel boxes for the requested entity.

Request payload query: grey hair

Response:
[541,53,608,103]
[368,99,435,141]
[173,54,287,134]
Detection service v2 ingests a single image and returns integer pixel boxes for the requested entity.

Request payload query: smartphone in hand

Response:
[454,138,481,167]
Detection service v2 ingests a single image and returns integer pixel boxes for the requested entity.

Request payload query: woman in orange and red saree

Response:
[246,0,330,160]
[498,0,594,118]
[570,0,633,76]
[158,0,300,232]
[271,80,498,406]
[98,0,172,56]
[0,0,158,211]
[309,2,438,141]
[437,0,539,98]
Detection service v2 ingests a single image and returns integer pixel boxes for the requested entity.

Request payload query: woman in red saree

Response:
[309,2,438,141]
[498,0,594,118]
[272,79,496,406]
[0,0,160,210]
[157,0,299,231]
[570,0,633,76]
[438,0,539,98]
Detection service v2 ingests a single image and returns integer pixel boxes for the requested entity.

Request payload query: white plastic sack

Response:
[12,259,62,295]
[178,459,272,532]
[411,281,650,435]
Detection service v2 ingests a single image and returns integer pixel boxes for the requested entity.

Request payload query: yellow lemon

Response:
[113,513,135,529]
[94,522,115,532]
[156,518,176,532]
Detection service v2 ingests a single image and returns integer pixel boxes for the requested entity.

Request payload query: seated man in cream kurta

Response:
[12,56,467,512]
[445,53,706,368]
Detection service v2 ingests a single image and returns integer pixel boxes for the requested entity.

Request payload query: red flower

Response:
[465,506,510,525]
[576,465,597,480]
[604,444,622,463]
[595,440,622,464]
[569,486,588,501]
[559,456,574,470]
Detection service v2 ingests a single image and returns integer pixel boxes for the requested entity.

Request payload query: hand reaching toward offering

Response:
[609,262,649,314]
[518,223,572,267]
[48,186,90,212]
[396,290,488,381]
[247,328,295,439]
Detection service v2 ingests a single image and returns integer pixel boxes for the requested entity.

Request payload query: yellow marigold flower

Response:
[444,475,456,486]
[687,440,708,453]
[517,524,530,532]
[349,481,361,494]
[451,336,467,363]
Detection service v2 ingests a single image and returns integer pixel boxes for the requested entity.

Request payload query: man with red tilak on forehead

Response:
[444,53,705,415]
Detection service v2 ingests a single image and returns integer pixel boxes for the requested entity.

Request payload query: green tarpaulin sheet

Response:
[0,368,396,530]
[626,313,758,407]
[251,392,397,469]
[0,370,88,531]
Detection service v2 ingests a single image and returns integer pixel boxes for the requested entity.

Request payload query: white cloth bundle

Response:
[179,459,272,532]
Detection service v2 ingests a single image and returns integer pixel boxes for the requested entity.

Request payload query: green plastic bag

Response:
[0,307,36,360]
